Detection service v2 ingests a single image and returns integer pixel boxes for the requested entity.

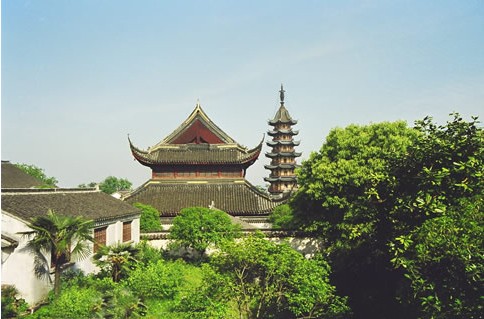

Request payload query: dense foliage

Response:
[26,225,347,318]
[206,235,350,319]
[268,204,294,229]
[133,202,162,232]
[1,285,29,318]
[169,207,241,258]
[98,176,132,194]
[15,163,58,188]
[291,114,483,318]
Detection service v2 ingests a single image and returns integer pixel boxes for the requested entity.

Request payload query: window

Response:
[123,221,132,242]
[94,227,107,252]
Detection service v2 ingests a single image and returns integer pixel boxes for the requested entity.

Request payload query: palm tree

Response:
[93,242,139,282]
[19,209,94,296]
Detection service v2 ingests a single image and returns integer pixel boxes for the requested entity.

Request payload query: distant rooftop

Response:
[1,161,45,189]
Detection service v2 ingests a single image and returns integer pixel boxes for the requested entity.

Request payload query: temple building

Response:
[124,102,285,226]
[264,85,301,194]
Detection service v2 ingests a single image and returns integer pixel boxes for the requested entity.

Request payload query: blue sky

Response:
[2,0,483,188]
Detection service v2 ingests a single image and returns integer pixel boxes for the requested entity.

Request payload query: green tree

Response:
[268,204,294,229]
[93,242,139,282]
[208,235,350,319]
[19,210,94,297]
[292,121,418,318]
[390,198,483,318]
[15,163,58,188]
[387,114,483,318]
[292,114,483,318]
[98,176,132,195]
[132,203,162,232]
[169,207,240,258]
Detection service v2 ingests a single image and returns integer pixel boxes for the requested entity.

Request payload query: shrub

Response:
[269,204,294,229]
[124,260,185,299]
[29,286,102,319]
[1,285,29,318]
[133,202,162,232]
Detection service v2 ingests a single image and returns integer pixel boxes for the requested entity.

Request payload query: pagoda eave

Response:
[267,130,299,136]
[264,164,298,170]
[265,152,302,158]
[266,140,301,146]
[268,119,298,126]
[264,176,297,182]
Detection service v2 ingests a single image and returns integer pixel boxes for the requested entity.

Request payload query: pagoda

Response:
[264,85,301,195]
[125,102,283,223]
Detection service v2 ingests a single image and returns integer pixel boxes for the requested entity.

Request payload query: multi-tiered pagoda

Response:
[264,85,301,195]
[125,102,283,223]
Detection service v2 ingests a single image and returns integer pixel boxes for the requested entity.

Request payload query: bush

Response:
[29,286,102,319]
[269,204,294,229]
[1,285,29,318]
[124,260,185,299]
[169,207,240,258]
[133,202,162,232]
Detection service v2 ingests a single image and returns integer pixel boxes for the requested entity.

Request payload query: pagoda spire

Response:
[264,86,301,195]
[279,84,285,105]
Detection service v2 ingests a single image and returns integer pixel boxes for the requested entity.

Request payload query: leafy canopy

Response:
[291,114,483,318]
[98,176,132,195]
[133,202,162,232]
[206,235,350,319]
[169,207,240,257]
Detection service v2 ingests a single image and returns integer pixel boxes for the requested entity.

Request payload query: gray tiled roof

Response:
[1,161,45,189]
[268,105,297,125]
[124,180,285,216]
[1,189,140,223]
[129,141,262,166]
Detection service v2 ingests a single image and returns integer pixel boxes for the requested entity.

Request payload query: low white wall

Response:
[1,212,52,305]
[143,231,323,258]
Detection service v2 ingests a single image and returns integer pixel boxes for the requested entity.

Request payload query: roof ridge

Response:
[1,188,100,195]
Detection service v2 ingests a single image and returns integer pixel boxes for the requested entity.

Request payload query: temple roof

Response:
[130,138,263,166]
[161,103,235,145]
[129,103,263,167]
[1,161,45,189]
[124,180,286,216]
[1,188,140,224]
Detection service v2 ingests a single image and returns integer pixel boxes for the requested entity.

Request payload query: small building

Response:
[265,85,301,194]
[1,164,141,304]
[125,101,286,226]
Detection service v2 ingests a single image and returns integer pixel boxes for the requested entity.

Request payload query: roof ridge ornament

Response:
[279,84,285,105]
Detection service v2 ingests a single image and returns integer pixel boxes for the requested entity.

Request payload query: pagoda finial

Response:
[196,98,201,108]
[279,84,285,105]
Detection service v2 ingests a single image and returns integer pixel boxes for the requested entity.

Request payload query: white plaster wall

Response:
[131,218,140,243]
[1,212,141,304]
[144,235,323,258]
[77,217,141,274]
[1,213,52,305]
